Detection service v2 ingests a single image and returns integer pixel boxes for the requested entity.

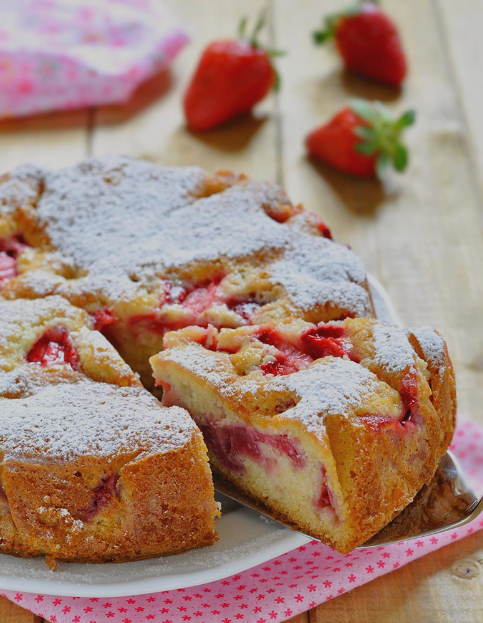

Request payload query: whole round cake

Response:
[0,156,456,560]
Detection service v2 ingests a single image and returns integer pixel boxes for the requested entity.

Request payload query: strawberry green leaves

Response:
[312,3,362,44]
[350,99,415,177]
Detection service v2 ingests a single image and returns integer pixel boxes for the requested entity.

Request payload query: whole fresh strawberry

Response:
[313,1,407,87]
[306,100,415,178]
[184,13,284,131]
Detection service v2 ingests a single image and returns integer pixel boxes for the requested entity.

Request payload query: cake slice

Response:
[0,296,219,564]
[150,318,456,554]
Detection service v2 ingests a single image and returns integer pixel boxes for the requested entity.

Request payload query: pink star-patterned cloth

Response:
[2,416,483,623]
[0,0,188,119]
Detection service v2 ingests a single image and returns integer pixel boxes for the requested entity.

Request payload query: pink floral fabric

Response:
[0,0,188,118]
[2,416,483,623]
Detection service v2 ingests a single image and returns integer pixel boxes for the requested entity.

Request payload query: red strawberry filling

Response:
[130,278,224,335]
[163,281,189,305]
[161,277,224,311]
[361,372,420,435]
[398,370,420,426]
[130,276,267,336]
[319,482,331,507]
[181,282,221,317]
[360,414,406,435]
[262,203,333,240]
[256,324,357,377]
[93,308,117,332]
[0,235,28,257]
[257,328,313,377]
[400,370,418,412]
[199,421,305,475]
[0,254,17,287]
[306,212,332,239]
[301,324,358,361]
[26,325,80,370]
[77,474,118,522]
[317,468,337,510]
[0,234,29,290]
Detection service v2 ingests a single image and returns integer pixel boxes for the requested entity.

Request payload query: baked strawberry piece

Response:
[151,318,456,554]
[0,296,219,565]
[0,235,29,290]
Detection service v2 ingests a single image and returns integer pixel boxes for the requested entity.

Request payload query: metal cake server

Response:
[214,451,483,548]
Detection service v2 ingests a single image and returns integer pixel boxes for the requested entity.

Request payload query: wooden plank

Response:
[90,0,280,182]
[309,531,483,623]
[273,0,483,423]
[436,0,483,197]
[0,596,41,623]
[0,109,90,172]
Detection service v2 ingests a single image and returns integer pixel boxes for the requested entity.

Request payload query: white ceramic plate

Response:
[0,275,399,597]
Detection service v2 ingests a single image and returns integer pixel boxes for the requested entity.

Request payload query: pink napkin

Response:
[2,415,483,623]
[0,0,188,119]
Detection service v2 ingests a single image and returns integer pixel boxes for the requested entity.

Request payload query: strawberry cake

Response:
[0,156,373,387]
[0,156,457,559]
[150,318,456,553]
[0,296,219,565]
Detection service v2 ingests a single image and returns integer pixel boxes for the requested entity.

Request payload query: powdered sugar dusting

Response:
[409,326,446,375]
[269,358,401,435]
[118,182,293,281]
[268,238,370,314]
[35,156,208,274]
[0,379,196,461]
[161,344,238,397]
[2,156,372,317]
[372,323,416,374]
[0,294,197,461]
[0,164,42,217]
[36,165,289,276]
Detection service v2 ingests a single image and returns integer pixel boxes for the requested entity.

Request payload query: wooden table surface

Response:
[1,0,483,620]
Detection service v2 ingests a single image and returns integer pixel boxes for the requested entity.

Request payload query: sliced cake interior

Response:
[150,318,456,554]
[0,296,219,564]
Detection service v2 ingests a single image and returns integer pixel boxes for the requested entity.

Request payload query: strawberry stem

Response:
[237,11,286,92]
[238,16,248,39]
[250,10,266,48]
